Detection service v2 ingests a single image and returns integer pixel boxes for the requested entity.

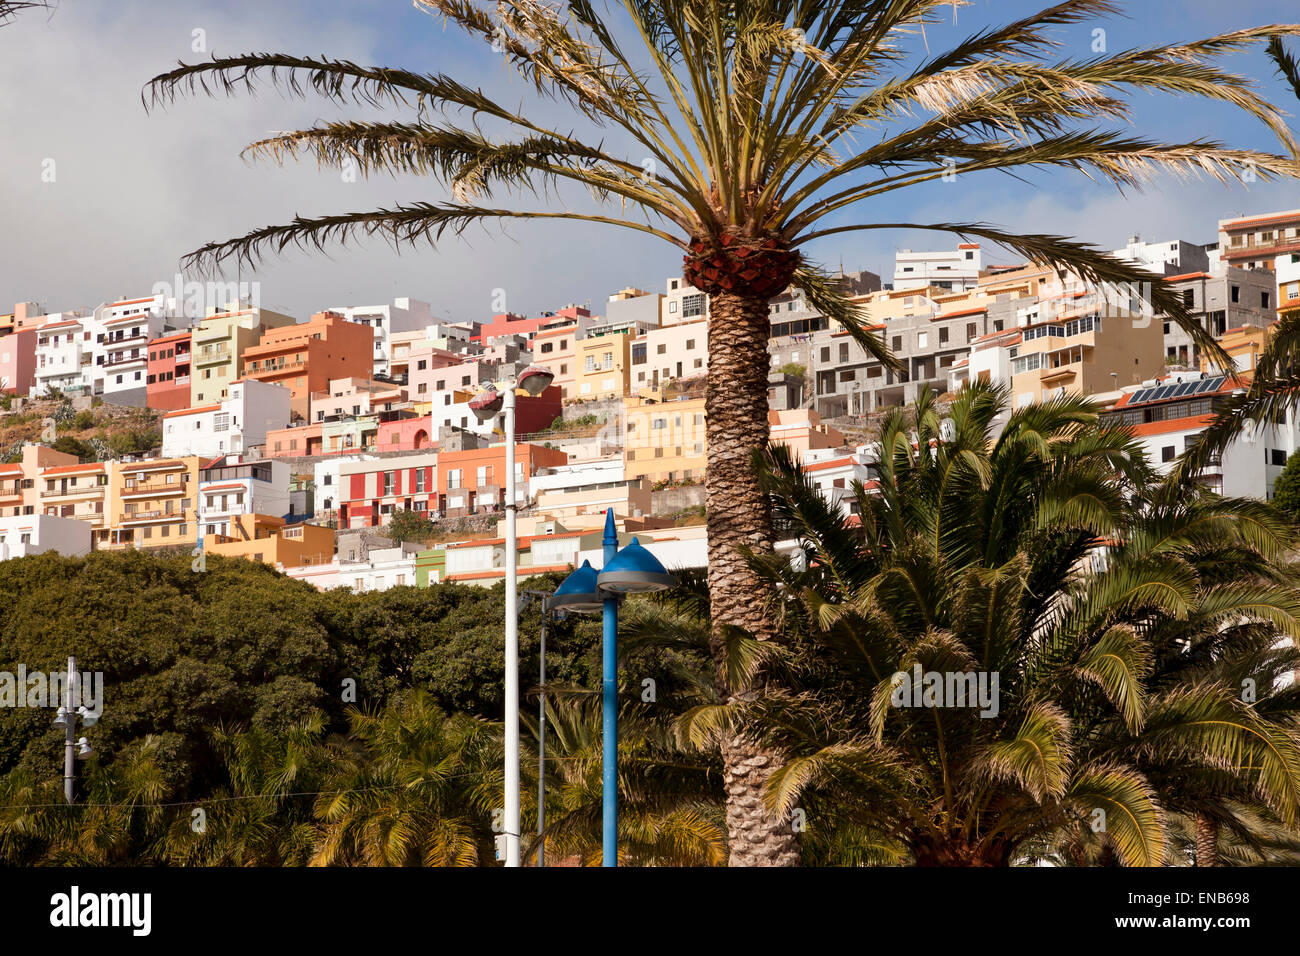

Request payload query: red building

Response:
[472,305,592,344]
[146,330,193,410]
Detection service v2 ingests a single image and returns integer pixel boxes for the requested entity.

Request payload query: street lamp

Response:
[471,364,555,868]
[52,656,95,804]
[554,508,676,866]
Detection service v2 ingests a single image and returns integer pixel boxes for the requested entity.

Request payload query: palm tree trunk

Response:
[705,289,799,867]
[1194,814,1219,867]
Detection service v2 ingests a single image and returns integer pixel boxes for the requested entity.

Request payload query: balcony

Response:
[120,479,189,499]
[104,352,146,369]
[41,484,106,500]
[118,506,191,524]
[193,345,232,365]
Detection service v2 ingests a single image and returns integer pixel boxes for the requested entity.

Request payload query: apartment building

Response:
[661,276,709,326]
[894,244,982,292]
[203,514,335,568]
[0,514,92,560]
[768,408,846,459]
[1202,325,1272,375]
[310,377,407,423]
[94,295,187,406]
[1102,371,1295,498]
[0,301,43,337]
[327,296,432,377]
[197,456,291,539]
[241,311,375,418]
[631,318,707,391]
[530,323,579,400]
[402,344,464,403]
[1109,235,1211,276]
[34,313,93,396]
[335,452,439,529]
[438,442,567,517]
[623,394,706,483]
[285,542,421,591]
[1161,267,1275,367]
[100,457,202,551]
[161,379,292,458]
[191,304,297,407]
[0,444,79,518]
[607,288,664,329]
[389,325,470,385]
[1218,209,1300,278]
[474,305,595,345]
[39,462,111,535]
[576,329,633,400]
[146,330,193,410]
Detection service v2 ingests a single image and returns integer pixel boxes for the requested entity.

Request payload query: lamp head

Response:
[76,705,98,727]
[517,363,555,397]
[469,386,504,423]
[75,737,94,760]
[550,560,604,614]
[597,537,676,595]
[52,706,70,730]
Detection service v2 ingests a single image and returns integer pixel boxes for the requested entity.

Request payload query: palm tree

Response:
[312,691,499,866]
[1269,36,1300,101]
[146,0,1300,863]
[707,383,1300,864]
[524,694,726,865]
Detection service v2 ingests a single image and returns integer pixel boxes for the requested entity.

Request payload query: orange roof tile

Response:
[164,404,222,419]
[1129,414,1215,437]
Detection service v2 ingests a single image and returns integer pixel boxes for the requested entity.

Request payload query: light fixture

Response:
[469,385,503,422]
[517,363,555,397]
[596,538,676,594]
[75,738,94,760]
[550,560,604,614]
[76,705,98,728]
[52,707,70,730]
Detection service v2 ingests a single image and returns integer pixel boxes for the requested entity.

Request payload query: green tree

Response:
[1272,450,1300,522]
[145,0,1300,864]
[383,507,437,544]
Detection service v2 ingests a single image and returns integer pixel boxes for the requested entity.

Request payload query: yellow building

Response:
[1201,324,1272,375]
[102,457,202,550]
[191,303,297,407]
[623,394,707,483]
[576,330,633,400]
[1008,294,1163,405]
[203,513,335,567]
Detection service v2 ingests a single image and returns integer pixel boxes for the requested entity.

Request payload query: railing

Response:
[119,507,190,522]
[120,480,188,497]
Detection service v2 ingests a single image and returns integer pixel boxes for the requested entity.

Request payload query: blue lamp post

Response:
[553,508,675,867]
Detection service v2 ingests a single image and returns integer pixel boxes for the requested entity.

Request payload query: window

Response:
[1231,285,1240,303]
[383,472,394,495]
[447,469,462,490]
[891,335,902,351]
[416,470,426,493]
[1272,449,1287,466]
[820,347,831,363]
[686,339,696,350]
[938,327,949,345]
[1182,289,1194,308]
[1262,291,1271,309]
[657,343,667,355]
[916,331,928,350]
[682,293,706,318]
[1161,446,1176,463]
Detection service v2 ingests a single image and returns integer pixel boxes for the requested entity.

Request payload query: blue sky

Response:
[1,0,1298,321]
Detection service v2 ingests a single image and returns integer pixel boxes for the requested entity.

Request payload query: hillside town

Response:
[3,208,1298,591]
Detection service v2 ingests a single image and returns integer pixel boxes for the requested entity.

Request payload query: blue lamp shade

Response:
[549,560,604,614]
[597,538,676,594]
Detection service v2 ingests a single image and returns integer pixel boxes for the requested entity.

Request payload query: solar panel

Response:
[1130,388,1152,404]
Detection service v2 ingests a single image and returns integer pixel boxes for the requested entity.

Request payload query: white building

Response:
[313,454,377,514]
[284,543,421,591]
[93,294,188,405]
[34,313,93,396]
[197,456,292,539]
[161,379,292,458]
[0,513,93,560]
[1105,371,1299,499]
[1109,235,1211,277]
[328,297,433,378]
[1278,251,1300,311]
[894,245,982,292]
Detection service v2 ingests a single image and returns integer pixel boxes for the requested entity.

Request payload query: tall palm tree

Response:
[710,384,1300,864]
[147,0,1300,863]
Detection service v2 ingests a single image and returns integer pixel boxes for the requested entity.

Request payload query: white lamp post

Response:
[470,364,555,867]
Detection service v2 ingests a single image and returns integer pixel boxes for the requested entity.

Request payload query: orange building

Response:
[437,442,568,517]
[203,514,335,567]
[241,311,375,418]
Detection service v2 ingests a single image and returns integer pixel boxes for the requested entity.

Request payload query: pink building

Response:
[0,329,37,395]
[375,416,437,453]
